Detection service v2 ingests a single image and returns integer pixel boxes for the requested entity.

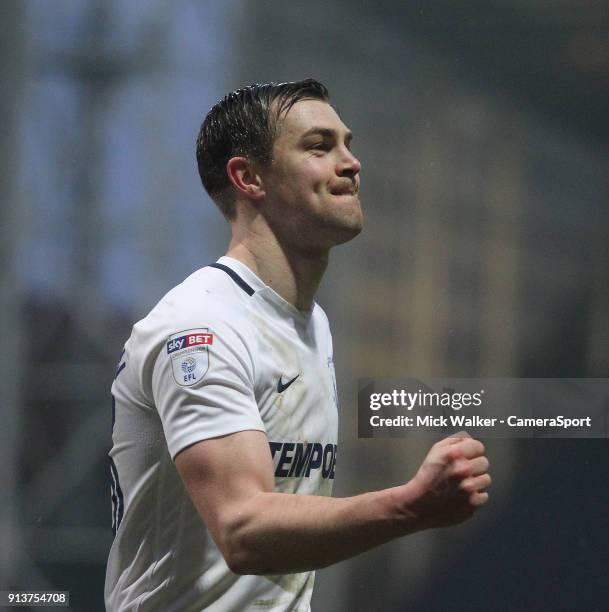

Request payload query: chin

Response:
[327,214,364,246]
[336,224,363,244]
[297,218,362,254]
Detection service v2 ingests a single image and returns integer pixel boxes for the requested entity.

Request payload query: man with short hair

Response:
[105,79,490,611]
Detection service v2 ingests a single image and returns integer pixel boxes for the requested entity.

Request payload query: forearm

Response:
[221,481,424,575]
[178,432,490,575]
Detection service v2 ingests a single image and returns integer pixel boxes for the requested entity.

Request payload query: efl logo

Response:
[167,332,214,354]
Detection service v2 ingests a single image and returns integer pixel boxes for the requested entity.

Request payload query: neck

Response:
[226,227,328,311]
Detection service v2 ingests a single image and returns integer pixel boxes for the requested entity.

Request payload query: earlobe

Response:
[226,157,265,201]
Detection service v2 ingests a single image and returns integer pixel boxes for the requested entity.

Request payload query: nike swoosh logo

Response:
[277,374,300,393]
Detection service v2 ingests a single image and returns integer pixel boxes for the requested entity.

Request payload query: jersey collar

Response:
[216,256,315,323]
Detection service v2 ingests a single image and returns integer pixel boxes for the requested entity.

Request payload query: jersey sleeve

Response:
[151,313,265,460]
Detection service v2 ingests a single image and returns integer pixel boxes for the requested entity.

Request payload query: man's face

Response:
[261,99,363,253]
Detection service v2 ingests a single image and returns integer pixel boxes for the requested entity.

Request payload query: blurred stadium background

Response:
[1,1,608,610]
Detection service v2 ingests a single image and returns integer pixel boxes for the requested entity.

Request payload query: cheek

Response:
[300,161,330,192]
[272,156,329,199]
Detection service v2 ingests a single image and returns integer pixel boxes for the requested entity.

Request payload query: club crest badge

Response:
[166,328,213,386]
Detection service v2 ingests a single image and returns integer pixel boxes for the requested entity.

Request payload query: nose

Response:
[337,146,361,177]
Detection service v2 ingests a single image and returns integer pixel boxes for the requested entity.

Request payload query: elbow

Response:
[218,512,269,575]
[223,539,270,576]
[224,547,257,576]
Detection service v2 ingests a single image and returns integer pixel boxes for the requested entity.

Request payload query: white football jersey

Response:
[105,257,339,611]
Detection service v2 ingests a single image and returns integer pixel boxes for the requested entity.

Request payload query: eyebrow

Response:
[300,127,353,144]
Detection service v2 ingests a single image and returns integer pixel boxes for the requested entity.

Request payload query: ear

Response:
[226,157,265,201]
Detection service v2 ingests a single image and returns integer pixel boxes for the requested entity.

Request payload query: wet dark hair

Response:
[196,78,330,219]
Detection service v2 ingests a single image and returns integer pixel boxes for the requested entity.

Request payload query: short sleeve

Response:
[151,314,265,460]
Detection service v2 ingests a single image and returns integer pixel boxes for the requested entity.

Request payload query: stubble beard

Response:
[293,199,364,254]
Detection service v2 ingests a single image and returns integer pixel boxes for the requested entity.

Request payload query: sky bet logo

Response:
[166,332,214,354]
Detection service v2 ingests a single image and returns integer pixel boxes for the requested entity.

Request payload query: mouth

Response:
[332,192,357,197]
[330,184,359,196]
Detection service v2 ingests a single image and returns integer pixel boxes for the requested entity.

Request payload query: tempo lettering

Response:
[269,441,337,479]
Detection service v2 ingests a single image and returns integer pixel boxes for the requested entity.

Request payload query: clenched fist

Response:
[406,432,491,529]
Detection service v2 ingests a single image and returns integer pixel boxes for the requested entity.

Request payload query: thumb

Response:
[444,430,472,445]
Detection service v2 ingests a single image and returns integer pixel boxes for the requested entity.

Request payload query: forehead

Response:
[275,99,350,143]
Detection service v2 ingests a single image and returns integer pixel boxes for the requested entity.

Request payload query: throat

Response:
[225,242,328,310]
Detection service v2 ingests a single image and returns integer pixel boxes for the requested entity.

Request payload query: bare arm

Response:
[175,430,491,575]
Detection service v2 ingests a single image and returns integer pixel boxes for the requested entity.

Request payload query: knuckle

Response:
[451,468,469,483]
[445,447,462,463]
[469,495,482,508]
[433,439,446,451]
[459,479,474,493]
[450,459,470,479]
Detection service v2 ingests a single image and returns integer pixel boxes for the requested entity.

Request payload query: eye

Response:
[310,142,331,152]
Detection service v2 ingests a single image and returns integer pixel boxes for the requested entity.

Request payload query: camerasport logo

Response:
[166,328,213,386]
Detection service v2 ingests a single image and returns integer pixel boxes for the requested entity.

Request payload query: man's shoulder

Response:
[132,266,255,348]
[311,302,332,334]
[312,302,330,324]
